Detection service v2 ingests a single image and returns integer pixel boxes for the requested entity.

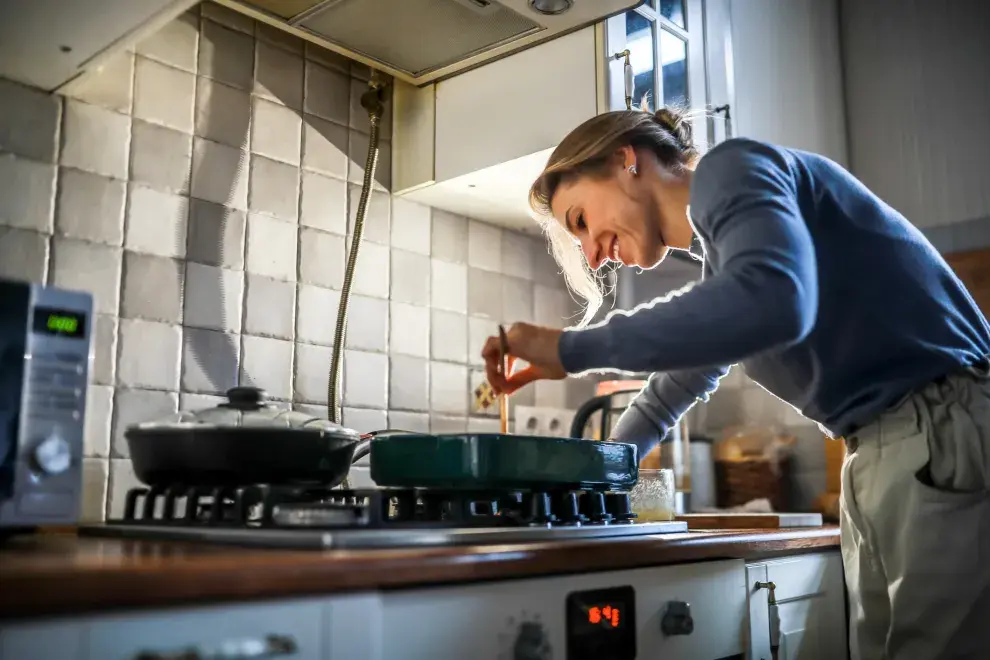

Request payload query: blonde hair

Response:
[529,106,699,327]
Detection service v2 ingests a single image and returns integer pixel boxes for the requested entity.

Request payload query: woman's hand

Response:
[482,322,567,395]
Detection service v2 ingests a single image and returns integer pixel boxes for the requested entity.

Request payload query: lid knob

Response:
[224,387,268,410]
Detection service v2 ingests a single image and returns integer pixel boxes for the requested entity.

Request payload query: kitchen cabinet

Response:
[392,0,715,234]
[746,552,848,660]
[0,0,197,93]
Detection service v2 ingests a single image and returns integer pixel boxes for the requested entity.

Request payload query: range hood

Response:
[220,0,644,86]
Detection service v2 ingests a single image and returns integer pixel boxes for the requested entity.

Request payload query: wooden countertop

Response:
[0,526,839,620]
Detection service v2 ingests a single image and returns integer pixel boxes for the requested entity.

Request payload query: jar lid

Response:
[131,387,360,438]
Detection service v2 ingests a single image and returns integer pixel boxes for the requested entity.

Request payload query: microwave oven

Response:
[0,277,93,529]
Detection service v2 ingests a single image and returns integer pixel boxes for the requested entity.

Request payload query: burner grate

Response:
[115,485,638,530]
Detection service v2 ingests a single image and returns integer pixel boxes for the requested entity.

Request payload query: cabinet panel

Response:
[0,620,85,660]
[86,599,325,660]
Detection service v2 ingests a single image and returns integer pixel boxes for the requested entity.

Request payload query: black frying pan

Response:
[125,387,368,487]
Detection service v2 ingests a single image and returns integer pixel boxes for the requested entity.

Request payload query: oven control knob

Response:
[661,600,694,636]
[513,620,552,660]
[34,433,72,475]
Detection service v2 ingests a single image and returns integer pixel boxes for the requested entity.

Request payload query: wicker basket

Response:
[714,457,792,511]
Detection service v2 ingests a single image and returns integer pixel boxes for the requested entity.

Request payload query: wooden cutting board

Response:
[676,512,824,529]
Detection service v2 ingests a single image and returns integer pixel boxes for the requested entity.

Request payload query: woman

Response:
[482,107,990,659]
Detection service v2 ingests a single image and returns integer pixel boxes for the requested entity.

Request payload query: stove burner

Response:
[115,485,637,530]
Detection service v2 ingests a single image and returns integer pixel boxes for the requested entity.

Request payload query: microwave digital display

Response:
[32,307,87,339]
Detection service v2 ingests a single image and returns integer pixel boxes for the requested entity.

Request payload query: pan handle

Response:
[351,439,372,464]
[351,429,424,465]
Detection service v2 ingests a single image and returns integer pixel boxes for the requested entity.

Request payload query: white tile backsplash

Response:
[0,3,575,516]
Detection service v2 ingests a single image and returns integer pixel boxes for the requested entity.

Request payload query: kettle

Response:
[570,381,693,513]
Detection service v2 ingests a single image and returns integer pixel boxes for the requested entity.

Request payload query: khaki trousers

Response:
[840,364,990,659]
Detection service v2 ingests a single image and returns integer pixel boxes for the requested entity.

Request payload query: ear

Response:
[613,145,637,174]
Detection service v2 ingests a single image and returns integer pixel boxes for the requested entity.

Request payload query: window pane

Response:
[659,0,685,29]
[659,29,688,108]
[625,11,657,111]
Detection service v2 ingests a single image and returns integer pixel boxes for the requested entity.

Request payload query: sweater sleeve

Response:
[610,366,729,457]
[558,139,820,375]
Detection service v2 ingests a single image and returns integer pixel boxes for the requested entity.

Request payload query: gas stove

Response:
[80,483,686,549]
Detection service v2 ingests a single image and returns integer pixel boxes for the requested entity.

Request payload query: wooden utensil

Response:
[498,325,509,434]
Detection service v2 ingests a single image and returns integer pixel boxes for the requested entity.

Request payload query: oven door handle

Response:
[133,633,298,660]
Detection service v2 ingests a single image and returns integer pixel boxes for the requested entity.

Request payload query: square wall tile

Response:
[55,168,125,245]
[91,314,118,385]
[69,52,133,115]
[117,319,181,390]
[199,20,255,90]
[351,240,389,299]
[388,411,429,433]
[534,285,573,328]
[302,115,348,180]
[348,132,390,191]
[430,415,467,433]
[390,197,430,255]
[0,78,62,162]
[190,137,249,210]
[390,250,430,306]
[125,185,188,258]
[502,276,534,323]
[255,41,304,110]
[121,251,184,323]
[180,392,226,411]
[344,295,388,352]
[469,370,494,418]
[533,242,563,288]
[136,11,198,73]
[130,120,193,195]
[108,459,141,519]
[0,227,48,282]
[304,62,349,125]
[430,310,467,364]
[241,336,293,400]
[502,230,535,281]
[247,213,298,281]
[430,362,467,415]
[430,260,467,313]
[50,238,121,315]
[468,317,494,368]
[181,327,240,394]
[0,154,55,233]
[298,227,344,288]
[534,380,567,408]
[133,57,195,134]
[186,199,246,269]
[347,186,390,244]
[251,98,302,166]
[249,155,299,221]
[244,274,295,339]
[296,284,340,346]
[342,408,387,434]
[389,303,429,358]
[343,350,387,408]
[60,99,130,180]
[81,458,108,522]
[390,355,428,411]
[468,267,502,320]
[468,417,501,433]
[431,209,468,263]
[257,23,304,55]
[201,1,254,33]
[83,384,112,458]
[183,262,244,332]
[300,171,347,235]
[305,41,350,74]
[293,342,333,403]
[195,77,251,149]
[111,388,178,458]
[468,220,502,272]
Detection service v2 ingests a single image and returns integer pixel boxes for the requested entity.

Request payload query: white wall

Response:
[840,0,990,247]
[727,0,848,167]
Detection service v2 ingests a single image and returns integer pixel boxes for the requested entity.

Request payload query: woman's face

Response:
[549,148,675,271]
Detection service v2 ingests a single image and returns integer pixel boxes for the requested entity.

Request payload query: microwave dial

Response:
[33,433,72,475]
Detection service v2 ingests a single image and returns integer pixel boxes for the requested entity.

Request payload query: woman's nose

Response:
[582,238,605,271]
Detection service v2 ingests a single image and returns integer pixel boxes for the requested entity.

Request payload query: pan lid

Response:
[131,387,361,438]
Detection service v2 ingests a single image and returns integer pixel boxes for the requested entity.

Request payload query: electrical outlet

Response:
[513,406,577,437]
[544,408,576,438]
[513,406,542,435]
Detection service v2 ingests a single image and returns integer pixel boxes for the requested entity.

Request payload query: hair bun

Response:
[654,107,693,151]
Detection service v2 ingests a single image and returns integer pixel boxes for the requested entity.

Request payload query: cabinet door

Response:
[747,552,849,660]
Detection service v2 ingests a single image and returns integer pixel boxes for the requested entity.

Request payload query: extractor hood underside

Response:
[217,0,643,86]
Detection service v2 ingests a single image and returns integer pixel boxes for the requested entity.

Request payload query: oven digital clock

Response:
[565,585,636,660]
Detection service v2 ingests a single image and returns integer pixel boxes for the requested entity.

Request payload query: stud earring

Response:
[628,165,638,176]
